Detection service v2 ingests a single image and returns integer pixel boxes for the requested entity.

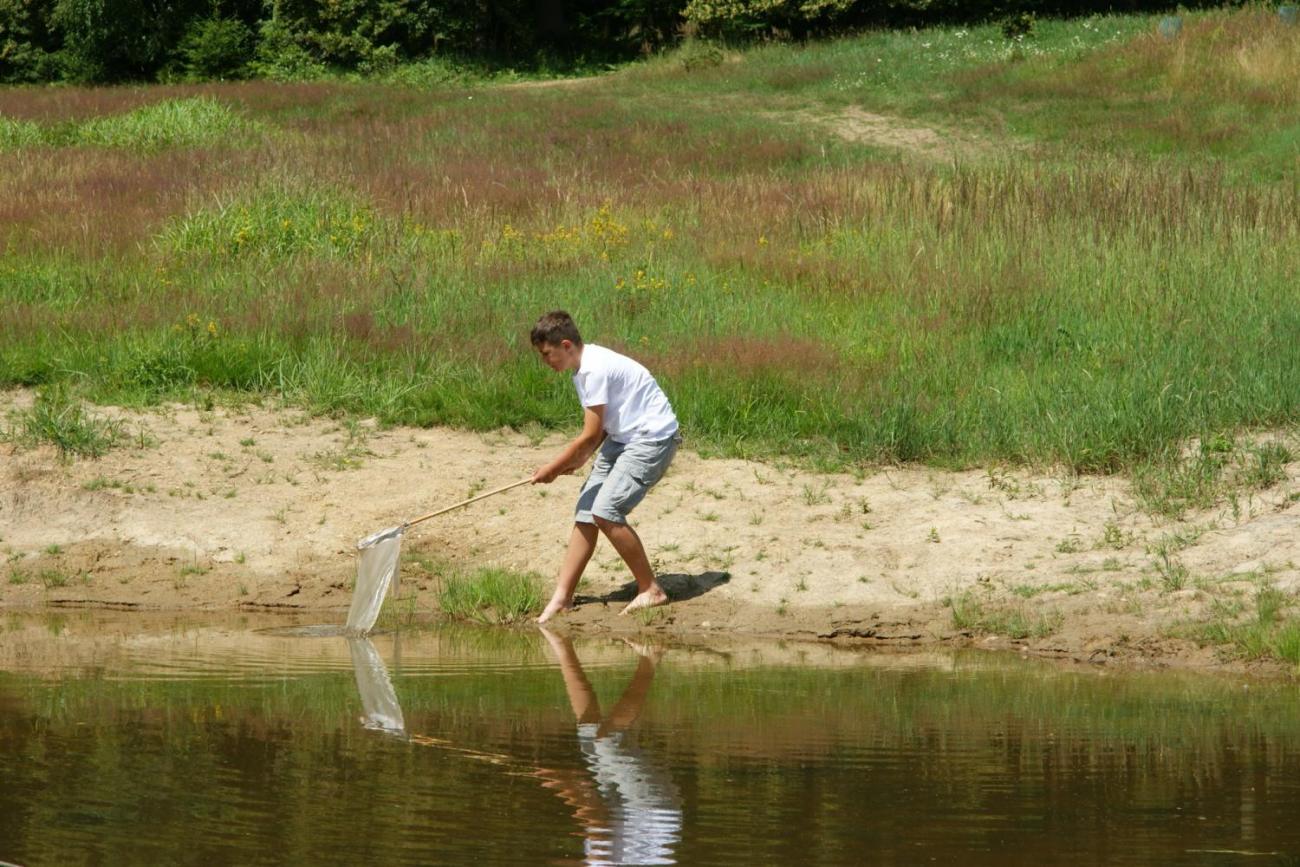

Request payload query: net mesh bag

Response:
[346,524,403,634]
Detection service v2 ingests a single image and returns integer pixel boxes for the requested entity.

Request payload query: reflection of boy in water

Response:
[537,628,682,867]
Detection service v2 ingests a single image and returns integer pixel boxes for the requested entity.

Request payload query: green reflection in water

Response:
[0,613,1298,866]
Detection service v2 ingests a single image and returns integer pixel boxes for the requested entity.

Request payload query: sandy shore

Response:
[3,389,1298,674]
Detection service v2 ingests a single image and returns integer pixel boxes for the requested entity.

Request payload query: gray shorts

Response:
[575,434,680,525]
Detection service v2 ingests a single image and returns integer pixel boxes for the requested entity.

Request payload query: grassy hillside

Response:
[1,8,1297,477]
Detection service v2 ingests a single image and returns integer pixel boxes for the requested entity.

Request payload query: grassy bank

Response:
[2,8,1297,475]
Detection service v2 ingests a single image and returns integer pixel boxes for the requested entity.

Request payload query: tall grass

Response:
[1,10,1297,478]
[0,97,261,151]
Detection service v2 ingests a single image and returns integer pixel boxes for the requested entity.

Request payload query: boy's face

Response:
[535,339,580,372]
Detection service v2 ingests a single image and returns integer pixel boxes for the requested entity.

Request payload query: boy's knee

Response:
[593,515,625,533]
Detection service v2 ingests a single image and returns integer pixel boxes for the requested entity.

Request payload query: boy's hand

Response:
[533,464,561,484]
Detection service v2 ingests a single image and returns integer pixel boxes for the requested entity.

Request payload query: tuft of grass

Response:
[0,116,44,148]
[800,483,831,506]
[1152,551,1189,592]
[1,387,127,460]
[435,567,543,624]
[308,423,375,471]
[634,606,666,626]
[1243,442,1293,491]
[1135,438,1296,519]
[949,591,1063,640]
[1055,534,1082,554]
[1,98,261,152]
[1097,520,1130,550]
[39,569,71,589]
[159,184,380,259]
[1179,583,1300,666]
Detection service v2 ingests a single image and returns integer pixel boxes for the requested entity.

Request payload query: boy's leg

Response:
[539,440,621,624]
[538,522,599,624]
[589,436,679,615]
[592,518,668,614]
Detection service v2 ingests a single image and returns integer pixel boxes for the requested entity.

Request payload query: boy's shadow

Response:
[575,571,730,606]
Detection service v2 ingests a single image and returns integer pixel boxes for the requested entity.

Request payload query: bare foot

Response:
[618,584,669,616]
[536,598,574,624]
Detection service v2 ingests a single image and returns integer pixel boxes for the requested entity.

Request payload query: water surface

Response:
[1,611,1298,865]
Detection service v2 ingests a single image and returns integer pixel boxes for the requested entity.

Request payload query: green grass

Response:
[0,97,263,152]
[38,569,71,589]
[1,9,1298,481]
[435,567,544,624]
[948,591,1064,639]
[1,386,129,459]
[1179,583,1300,666]
[1134,437,1297,518]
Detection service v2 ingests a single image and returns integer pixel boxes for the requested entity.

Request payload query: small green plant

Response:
[39,569,70,589]
[1178,582,1300,665]
[1055,534,1082,554]
[801,483,831,506]
[1098,520,1129,550]
[927,527,941,543]
[1153,551,1189,592]
[949,591,1062,639]
[310,423,374,471]
[635,606,666,626]
[435,567,543,624]
[2,386,127,460]
[43,544,62,556]
[1244,443,1292,490]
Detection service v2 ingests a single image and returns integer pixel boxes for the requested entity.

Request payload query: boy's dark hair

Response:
[530,310,583,347]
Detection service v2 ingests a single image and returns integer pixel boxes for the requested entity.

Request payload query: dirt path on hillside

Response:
[3,390,1298,674]
[776,106,1008,162]
[495,69,1007,162]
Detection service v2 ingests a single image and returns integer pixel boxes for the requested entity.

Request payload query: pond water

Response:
[1,611,1299,866]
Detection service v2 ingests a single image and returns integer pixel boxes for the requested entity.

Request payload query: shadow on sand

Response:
[574,571,730,607]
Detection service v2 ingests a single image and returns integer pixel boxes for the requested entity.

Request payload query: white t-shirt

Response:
[572,344,678,444]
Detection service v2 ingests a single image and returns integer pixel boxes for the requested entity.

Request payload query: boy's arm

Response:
[533,405,605,484]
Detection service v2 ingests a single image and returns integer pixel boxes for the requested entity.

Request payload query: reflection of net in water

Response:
[348,637,406,735]
[346,525,403,634]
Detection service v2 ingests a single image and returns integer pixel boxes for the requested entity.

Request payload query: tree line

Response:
[1,0,1220,84]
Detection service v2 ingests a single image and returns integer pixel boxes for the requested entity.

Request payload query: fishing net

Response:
[346,524,403,634]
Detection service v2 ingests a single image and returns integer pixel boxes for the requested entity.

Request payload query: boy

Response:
[530,311,680,624]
